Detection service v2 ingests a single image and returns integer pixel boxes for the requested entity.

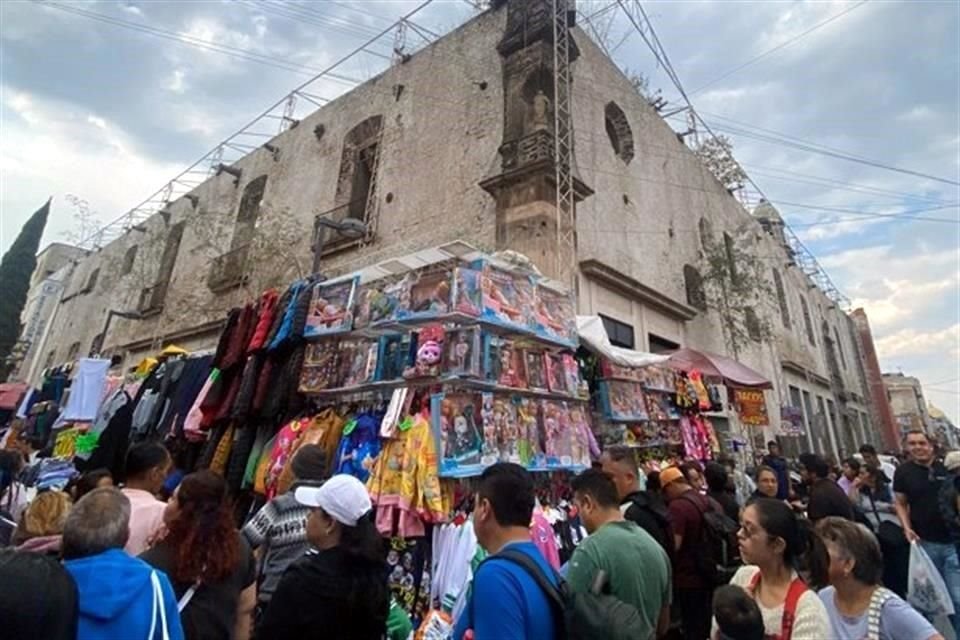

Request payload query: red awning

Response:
[665,348,772,390]
[0,382,28,410]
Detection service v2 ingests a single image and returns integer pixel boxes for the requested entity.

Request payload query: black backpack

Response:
[680,494,740,585]
[488,548,649,640]
[624,492,674,563]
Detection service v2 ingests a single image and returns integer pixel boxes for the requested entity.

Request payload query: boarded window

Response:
[66,341,81,361]
[745,308,762,341]
[141,223,184,313]
[599,314,635,349]
[773,268,790,329]
[800,295,815,346]
[698,217,713,248]
[723,232,738,281]
[648,334,679,354]
[834,326,848,369]
[232,175,268,250]
[604,102,634,164]
[122,245,138,276]
[684,264,706,311]
[82,268,100,294]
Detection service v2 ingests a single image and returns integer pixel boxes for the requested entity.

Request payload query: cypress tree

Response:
[0,199,51,379]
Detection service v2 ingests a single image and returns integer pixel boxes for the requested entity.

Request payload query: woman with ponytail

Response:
[715,497,832,639]
[141,470,257,640]
[257,474,389,640]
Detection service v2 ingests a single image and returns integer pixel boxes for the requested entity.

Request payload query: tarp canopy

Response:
[665,347,772,389]
[576,316,670,368]
[0,382,28,410]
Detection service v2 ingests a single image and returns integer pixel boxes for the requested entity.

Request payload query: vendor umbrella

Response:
[665,348,772,389]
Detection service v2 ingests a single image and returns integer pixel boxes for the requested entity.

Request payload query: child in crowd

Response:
[713,584,765,640]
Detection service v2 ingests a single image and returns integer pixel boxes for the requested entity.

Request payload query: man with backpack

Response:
[601,446,674,561]
[453,463,557,640]
[661,465,718,640]
[567,469,671,640]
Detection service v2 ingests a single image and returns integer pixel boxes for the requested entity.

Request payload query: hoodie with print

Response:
[64,548,184,640]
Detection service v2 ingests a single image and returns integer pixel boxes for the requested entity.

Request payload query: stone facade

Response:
[17,1,885,458]
[883,372,932,435]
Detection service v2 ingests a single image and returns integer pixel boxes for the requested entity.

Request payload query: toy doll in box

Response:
[403,325,445,379]
[376,333,412,381]
[443,327,480,378]
[341,339,379,387]
[541,400,573,466]
[480,393,499,465]
[515,396,542,466]
[545,353,567,394]
[567,405,592,467]
[407,267,454,317]
[354,275,411,328]
[533,284,577,345]
[436,393,482,466]
[304,276,358,338]
[299,341,341,392]
[453,267,482,316]
[561,354,588,398]
[485,335,526,388]
[524,350,548,391]
[480,264,535,330]
[488,394,521,464]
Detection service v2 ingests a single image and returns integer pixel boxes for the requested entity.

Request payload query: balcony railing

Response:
[313,200,369,257]
[208,244,250,292]
[137,283,164,316]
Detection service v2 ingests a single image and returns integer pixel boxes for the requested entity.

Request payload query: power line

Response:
[37,1,364,84]
[689,0,871,95]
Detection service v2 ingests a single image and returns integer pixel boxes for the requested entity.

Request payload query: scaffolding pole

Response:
[553,0,576,290]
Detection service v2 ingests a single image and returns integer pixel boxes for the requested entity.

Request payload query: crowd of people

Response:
[0,428,958,640]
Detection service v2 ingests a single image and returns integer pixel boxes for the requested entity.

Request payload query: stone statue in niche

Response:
[531,89,551,132]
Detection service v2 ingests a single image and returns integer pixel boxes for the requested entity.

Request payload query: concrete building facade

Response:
[16,0,885,458]
[883,372,932,435]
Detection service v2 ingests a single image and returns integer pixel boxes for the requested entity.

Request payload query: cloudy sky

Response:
[1,0,958,420]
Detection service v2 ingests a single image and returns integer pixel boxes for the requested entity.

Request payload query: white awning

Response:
[576,316,670,368]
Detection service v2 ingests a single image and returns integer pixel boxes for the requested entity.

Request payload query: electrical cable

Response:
[689,0,871,95]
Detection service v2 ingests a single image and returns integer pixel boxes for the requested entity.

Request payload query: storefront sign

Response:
[733,388,769,427]
[780,406,805,436]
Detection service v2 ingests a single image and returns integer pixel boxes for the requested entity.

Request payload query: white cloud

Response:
[0,86,182,250]
[875,323,960,359]
[122,4,143,17]
[898,105,935,122]
[166,69,187,94]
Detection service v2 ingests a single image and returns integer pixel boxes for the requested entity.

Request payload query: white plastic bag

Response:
[908,542,956,616]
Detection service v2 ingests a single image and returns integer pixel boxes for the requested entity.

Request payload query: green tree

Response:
[0,199,50,379]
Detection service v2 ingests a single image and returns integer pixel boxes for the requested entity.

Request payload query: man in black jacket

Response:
[600,445,673,559]
[799,452,854,522]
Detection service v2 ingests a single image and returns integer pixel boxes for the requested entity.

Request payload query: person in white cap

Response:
[255,474,389,640]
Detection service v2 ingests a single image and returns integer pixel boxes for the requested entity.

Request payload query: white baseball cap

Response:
[294,474,372,526]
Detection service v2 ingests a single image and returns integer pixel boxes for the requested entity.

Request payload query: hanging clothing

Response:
[183,369,219,442]
[366,415,447,537]
[247,289,280,352]
[61,358,111,422]
[335,412,383,482]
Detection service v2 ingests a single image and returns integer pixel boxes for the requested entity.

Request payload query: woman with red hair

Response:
[141,470,257,640]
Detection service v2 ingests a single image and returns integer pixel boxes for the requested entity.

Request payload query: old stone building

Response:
[883,372,932,434]
[15,0,889,458]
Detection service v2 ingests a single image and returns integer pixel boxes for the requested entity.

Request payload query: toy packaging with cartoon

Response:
[478,261,536,333]
[303,276,359,337]
[442,326,481,378]
[432,392,483,474]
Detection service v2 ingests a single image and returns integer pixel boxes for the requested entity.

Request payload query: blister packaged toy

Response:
[405,267,454,318]
[434,392,483,475]
[478,262,535,333]
[545,353,567,394]
[299,341,341,392]
[484,335,526,388]
[376,333,412,381]
[453,266,482,316]
[340,339,379,387]
[523,350,548,392]
[443,326,481,378]
[303,276,358,337]
[354,275,411,328]
[541,400,573,468]
[533,283,577,346]
[598,380,649,421]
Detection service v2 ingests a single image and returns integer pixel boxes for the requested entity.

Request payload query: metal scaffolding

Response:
[553,0,577,290]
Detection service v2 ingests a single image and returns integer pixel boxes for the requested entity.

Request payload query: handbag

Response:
[867,493,908,548]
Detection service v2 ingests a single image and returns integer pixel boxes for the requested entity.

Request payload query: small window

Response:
[648,334,679,354]
[600,314,635,349]
[82,268,100,294]
[745,308,762,342]
[604,102,634,164]
[44,350,56,369]
[122,245,138,276]
[698,217,713,248]
[772,268,790,329]
[800,296,816,346]
[723,232,738,281]
[834,326,848,369]
[683,265,706,311]
[66,341,81,361]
